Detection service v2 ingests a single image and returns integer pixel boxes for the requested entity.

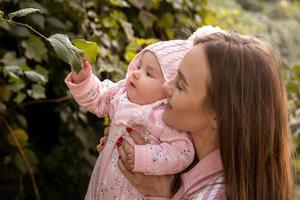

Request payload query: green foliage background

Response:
[0,0,299,199]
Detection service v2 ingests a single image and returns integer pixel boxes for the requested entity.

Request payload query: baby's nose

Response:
[132,71,141,79]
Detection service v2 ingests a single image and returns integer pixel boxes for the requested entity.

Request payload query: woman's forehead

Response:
[179,45,210,89]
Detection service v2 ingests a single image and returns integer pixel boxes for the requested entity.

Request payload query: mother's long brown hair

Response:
[195,32,293,200]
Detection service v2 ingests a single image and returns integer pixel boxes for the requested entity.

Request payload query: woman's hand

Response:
[117,128,174,198]
[117,137,135,171]
[97,126,109,153]
[71,57,92,84]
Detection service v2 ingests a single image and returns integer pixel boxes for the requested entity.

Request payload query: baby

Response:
[65,26,221,200]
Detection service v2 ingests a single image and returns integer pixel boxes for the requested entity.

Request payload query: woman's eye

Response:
[176,81,183,91]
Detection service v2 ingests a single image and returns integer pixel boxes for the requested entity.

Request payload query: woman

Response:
[101,31,294,199]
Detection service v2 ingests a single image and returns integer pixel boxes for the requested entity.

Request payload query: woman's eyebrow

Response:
[178,70,188,86]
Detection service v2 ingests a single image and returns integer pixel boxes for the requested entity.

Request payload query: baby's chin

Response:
[126,90,144,105]
[126,91,164,105]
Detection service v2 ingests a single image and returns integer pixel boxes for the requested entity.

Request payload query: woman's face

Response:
[162,44,214,134]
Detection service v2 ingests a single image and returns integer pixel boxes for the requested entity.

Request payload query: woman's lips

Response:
[166,101,173,109]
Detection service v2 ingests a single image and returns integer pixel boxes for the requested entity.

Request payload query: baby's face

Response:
[126,51,167,105]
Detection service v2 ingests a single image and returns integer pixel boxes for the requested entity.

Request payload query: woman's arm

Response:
[117,129,174,198]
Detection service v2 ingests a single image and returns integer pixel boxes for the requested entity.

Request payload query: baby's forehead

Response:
[139,50,161,69]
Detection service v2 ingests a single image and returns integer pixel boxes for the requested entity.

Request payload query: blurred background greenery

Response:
[0,0,299,199]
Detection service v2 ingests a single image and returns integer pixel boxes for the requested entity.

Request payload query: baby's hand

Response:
[117,137,135,171]
[71,58,92,84]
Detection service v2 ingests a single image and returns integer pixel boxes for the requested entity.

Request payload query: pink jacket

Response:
[147,149,226,200]
[65,72,195,175]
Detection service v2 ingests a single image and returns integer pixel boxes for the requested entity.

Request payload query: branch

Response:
[20,95,71,107]
[3,18,48,41]
[0,114,40,200]
[8,95,72,110]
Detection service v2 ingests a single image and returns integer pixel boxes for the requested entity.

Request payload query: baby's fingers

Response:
[126,127,146,145]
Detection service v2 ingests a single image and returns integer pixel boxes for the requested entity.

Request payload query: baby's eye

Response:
[146,71,153,77]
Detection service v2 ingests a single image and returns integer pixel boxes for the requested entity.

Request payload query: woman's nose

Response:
[132,70,141,79]
[162,81,174,97]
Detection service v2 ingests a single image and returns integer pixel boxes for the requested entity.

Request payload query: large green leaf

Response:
[72,39,100,63]
[47,34,84,72]
[8,8,42,20]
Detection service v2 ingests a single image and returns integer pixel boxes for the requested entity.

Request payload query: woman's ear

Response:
[209,112,217,130]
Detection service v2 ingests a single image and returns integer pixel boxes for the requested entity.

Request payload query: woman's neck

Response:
[191,130,219,160]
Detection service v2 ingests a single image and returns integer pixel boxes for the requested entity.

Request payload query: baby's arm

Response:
[65,59,120,117]
[132,128,195,175]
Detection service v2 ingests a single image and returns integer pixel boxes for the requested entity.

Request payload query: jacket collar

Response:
[181,149,224,193]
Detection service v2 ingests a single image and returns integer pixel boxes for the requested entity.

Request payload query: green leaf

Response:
[128,0,144,9]
[4,65,23,75]
[15,153,26,174]
[119,19,134,40]
[10,79,25,92]
[157,13,174,28]
[102,16,118,28]
[292,65,300,75]
[15,149,39,174]
[0,102,7,113]
[7,71,21,81]
[72,39,100,63]
[47,34,84,73]
[109,0,130,7]
[0,85,12,102]
[0,11,4,24]
[8,8,42,20]
[24,70,46,83]
[35,65,49,83]
[21,35,47,62]
[4,156,12,165]
[138,10,156,29]
[27,84,46,99]
[29,14,45,29]
[1,52,27,66]
[7,128,29,147]
[14,92,26,104]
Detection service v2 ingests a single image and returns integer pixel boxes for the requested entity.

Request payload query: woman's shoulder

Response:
[178,149,225,199]
[188,177,226,200]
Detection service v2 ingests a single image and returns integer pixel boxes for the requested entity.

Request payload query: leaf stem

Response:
[0,114,40,200]
[3,18,48,41]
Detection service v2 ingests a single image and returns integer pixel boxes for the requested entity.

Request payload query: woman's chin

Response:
[162,111,173,127]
